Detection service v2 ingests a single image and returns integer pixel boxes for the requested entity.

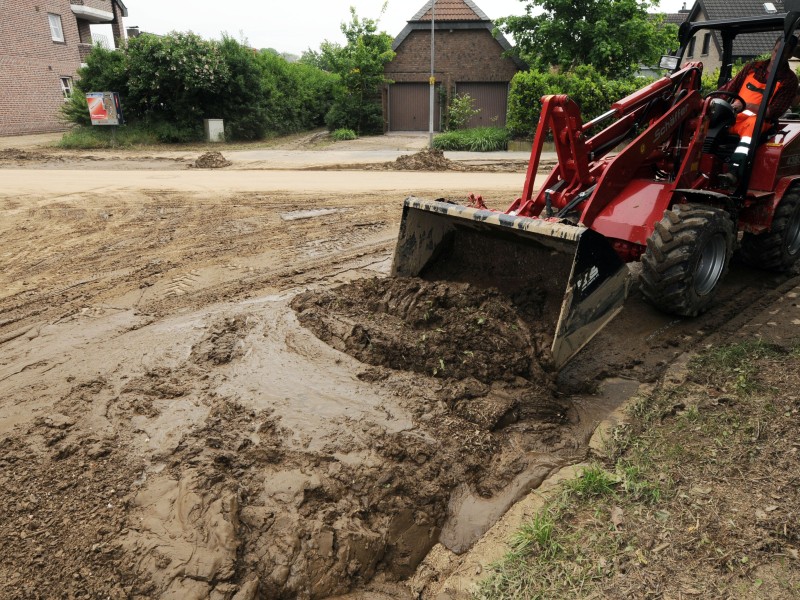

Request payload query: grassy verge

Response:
[58,126,161,149]
[433,127,510,152]
[478,340,800,599]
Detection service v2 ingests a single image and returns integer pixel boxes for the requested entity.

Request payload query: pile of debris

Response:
[191,151,232,169]
[391,148,464,171]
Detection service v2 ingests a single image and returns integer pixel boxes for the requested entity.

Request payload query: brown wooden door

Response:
[455,82,509,128]
[388,83,441,131]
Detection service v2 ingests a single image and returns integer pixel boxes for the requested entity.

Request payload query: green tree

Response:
[497,0,677,78]
[321,6,395,134]
[125,32,229,135]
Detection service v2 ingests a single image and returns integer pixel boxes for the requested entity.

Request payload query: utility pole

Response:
[429,0,435,148]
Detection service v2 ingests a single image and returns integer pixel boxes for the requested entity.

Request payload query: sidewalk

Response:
[0,131,547,170]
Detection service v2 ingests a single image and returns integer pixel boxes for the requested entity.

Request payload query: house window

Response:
[701,33,712,56]
[48,13,65,43]
[60,77,74,100]
[687,36,696,58]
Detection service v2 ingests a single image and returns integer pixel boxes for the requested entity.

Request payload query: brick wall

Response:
[386,28,519,89]
[77,19,92,43]
[110,1,125,45]
[0,0,123,135]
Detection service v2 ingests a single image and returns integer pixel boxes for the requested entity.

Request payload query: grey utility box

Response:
[204,119,225,143]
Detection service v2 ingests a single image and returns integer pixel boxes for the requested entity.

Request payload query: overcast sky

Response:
[120,0,690,56]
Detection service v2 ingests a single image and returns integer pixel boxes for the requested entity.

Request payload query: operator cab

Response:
[661,1,800,191]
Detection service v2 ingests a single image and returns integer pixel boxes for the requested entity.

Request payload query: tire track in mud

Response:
[0,190,399,344]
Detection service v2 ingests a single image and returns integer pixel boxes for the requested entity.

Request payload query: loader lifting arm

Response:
[507,64,704,225]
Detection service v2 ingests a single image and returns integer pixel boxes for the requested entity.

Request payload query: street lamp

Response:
[429,0,435,148]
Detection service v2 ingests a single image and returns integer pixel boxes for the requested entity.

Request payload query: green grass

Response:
[58,125,161,149]
[432,127,510,152]
[331,128,357,141]
[565,465,617,498]
[476,341,800,599]
[689,339,783,395]
[510,511,562,561]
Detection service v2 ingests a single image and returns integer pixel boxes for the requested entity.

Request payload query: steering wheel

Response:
[704,89,747,111]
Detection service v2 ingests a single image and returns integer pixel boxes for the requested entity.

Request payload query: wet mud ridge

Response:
[278,277,589,588]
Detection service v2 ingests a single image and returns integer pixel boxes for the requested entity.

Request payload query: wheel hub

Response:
[694,233,727,296]
[787,206,800,256]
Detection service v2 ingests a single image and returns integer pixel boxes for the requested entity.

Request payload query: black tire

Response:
[739,188,800,272]
[640,204,735,317]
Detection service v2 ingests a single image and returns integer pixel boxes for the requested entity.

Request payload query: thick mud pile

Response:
[292,277,551,385]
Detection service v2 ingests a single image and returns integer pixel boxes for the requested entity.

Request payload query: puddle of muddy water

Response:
[216,300,414,450]
[570,377,641,435]
[440,458,564,554]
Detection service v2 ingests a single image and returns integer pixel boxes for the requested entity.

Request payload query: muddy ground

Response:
[1,139,799,599]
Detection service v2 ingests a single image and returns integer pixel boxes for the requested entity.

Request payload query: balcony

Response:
[70,2,114,23]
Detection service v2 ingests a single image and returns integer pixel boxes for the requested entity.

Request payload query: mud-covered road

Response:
[1,142,798,599]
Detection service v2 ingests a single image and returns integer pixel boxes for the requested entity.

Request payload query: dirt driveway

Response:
[1,139,798,599]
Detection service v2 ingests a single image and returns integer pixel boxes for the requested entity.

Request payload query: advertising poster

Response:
[86,92,124,126]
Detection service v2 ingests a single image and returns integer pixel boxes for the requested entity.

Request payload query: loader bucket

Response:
[391,197,630,369]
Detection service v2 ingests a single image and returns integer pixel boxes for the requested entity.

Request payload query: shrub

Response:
[257,50,338,134]
[60,93,91,127]
[332,128,357,141]
[506,65,643,138]
[125,32,229,135]
[76,44,129,95]
[210,36,270,141]
[432,127,510,151]
[445,93,481,131]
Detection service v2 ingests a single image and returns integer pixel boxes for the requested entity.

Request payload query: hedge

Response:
[506,65,645,138]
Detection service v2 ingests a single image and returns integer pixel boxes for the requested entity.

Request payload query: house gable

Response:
[384,0,523,131]
[389,0,524,75]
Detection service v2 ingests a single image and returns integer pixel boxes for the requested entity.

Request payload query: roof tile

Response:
[411,0,489,22]
[699,0,785,56]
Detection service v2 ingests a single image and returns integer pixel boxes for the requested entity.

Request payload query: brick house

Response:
[384,0,523,131]
[0,0,128,136]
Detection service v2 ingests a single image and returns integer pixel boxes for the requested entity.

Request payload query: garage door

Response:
[388,83,441,132]
[455,83,509,128]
